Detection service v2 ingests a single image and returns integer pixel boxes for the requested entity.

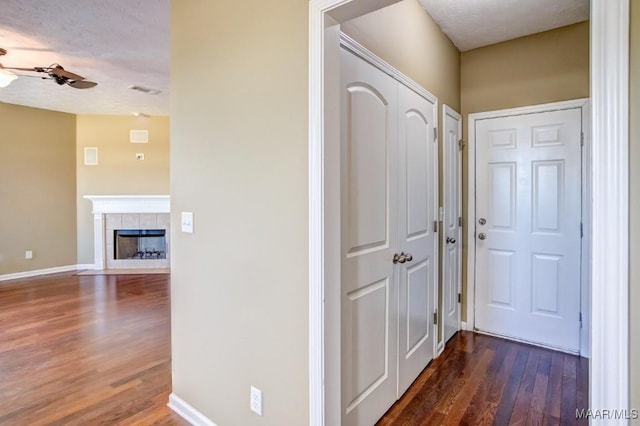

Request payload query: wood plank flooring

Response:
[378,331,589,425]
[0,272,186,425]
[0,273,588,425]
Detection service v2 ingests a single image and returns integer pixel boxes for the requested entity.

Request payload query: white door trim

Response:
[309,1,629,424]
[340,33,438,105]
[466,98,590,337]
[590,0,629,416]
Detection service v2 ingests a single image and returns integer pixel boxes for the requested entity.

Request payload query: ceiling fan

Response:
[0,48,97,89]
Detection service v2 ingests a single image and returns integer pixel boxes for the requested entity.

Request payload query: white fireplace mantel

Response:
[84,195,170,214]
[84,195,171,269]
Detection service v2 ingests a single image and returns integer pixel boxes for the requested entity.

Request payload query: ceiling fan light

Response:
[0,69,17,87]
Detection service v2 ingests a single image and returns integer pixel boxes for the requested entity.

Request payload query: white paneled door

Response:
[442,106,462,344]
[340,48,437,426]
[397,82,437,396]
[340,48,399,426]
[474,108,582,353]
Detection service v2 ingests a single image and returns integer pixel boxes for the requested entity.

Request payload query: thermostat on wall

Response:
[136,153,145,161]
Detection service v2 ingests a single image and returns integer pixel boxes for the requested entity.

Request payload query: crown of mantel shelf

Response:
[84,195,170,214]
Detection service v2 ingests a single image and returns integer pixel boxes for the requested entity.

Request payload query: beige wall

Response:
[76,115,170,265]
[0,103,77,275]
[459,21,590,318]
[630,0,640,419]
[342,0,460,339]
[170,1,308,425]
[341,0,460,112]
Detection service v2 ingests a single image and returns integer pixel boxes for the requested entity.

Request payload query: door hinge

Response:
[434,127,438,142]
[433,311,438,325]
[458,216,462,227]
[579,312,583,328]
[580,222,583,238]
[458,139,465,151]
[434,221,438,232]
[458,293,462,303]
[580,131,584,147]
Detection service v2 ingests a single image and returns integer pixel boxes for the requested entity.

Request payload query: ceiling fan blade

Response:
[1,66,40,72]
[68,80,97,89]
[50,66,85,81]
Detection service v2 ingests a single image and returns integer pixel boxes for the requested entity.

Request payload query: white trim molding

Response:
[590,0,629,417]
[168,393,218,426]
[0,265,80,282]
[340,33,438,105]
[83,195,170,214]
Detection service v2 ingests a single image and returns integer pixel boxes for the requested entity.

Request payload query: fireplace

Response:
[114,229,167,260]
[83,195,170,270]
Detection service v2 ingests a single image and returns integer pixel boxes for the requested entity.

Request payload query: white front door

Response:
[340,48,399,426]
[474,107,582,353]
[397,83,437,396]
[442,105,462,344]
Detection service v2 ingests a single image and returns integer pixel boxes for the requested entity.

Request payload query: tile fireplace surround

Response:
[84,195,170,270]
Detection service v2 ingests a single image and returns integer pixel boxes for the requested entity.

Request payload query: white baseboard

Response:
[461,321,469,331]
[168,393,218,426]
[436,341,445,357]
[76,263,99,270]
[0,264,81,282]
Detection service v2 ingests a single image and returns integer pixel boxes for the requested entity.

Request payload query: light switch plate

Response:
[181,212,194,233]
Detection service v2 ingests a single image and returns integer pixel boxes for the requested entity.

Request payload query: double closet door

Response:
[340,48,438,426]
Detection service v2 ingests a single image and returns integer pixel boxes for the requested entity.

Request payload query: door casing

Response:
[466,98,590,356]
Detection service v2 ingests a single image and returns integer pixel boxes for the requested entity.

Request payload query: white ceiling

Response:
[0,0,169,116]
[418,0,589,52]
[0,0,588,116]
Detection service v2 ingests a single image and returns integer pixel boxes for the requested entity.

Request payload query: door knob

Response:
[446,236,456,244]
[478,232,486,240]
[393,252,413,264]
[393,253,407,264]
[478,218,486,225]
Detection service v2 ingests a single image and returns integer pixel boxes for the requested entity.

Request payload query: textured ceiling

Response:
[0,1,588,115]
[418,0,589,51]
[0,0,169,116]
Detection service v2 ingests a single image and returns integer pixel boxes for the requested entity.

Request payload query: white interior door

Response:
[340,48,399,426]
[397,83,437,396]
[442,105,462,344]
[474,107,582,353]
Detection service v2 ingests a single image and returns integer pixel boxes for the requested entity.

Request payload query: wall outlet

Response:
[136,153,145,160]
[25,250,33,259]
[250,386,262,416]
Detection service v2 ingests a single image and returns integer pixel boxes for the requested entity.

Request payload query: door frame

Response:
[466,98,590,356]
[441,104,462,346]
[308,0,629,424]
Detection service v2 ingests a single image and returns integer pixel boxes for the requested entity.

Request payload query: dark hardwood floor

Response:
[0,272,588,425]
[378,331,589,425]
[0,272,187,425]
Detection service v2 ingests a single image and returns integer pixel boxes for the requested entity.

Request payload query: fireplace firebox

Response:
[114,229,167,260]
